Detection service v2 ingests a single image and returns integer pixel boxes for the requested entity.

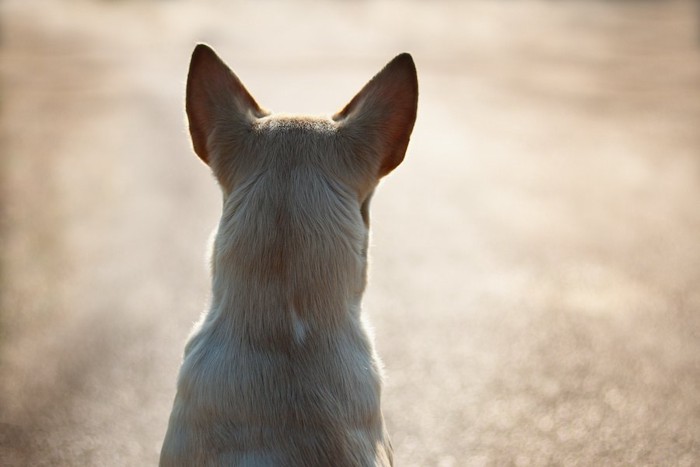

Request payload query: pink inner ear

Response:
[185,44,265,165]
[335,53,418,178]
[185,82,213,164]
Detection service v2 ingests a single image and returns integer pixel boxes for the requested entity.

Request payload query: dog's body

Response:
[160,45,417,467]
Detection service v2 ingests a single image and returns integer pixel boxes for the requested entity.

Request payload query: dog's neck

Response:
[207,169,369,350]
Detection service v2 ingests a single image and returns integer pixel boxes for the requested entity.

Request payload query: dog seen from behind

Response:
[160,44,418,467]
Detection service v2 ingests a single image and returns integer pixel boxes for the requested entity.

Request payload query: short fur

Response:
[160,44,418,467]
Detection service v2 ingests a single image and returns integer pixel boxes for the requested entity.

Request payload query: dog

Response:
[160,44,417,467]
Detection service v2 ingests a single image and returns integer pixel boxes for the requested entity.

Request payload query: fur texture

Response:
[160,44,418,467]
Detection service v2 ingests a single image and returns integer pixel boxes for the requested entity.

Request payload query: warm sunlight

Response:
[1,1,698,466]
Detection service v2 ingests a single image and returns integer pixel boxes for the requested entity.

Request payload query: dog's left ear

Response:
[186,44,267,166]
[333,53,418,179]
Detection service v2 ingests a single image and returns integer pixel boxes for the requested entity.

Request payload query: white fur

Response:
[160,44,417,467]
[290,308,308,345]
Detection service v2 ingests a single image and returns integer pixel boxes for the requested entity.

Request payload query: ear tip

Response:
[392,53,416,72]
[191,43,217,64]
[395,52,414,63]
[388,53,418,91]
[193,43,214,53]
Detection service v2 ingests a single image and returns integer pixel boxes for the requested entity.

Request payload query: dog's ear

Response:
[333,53,418,179]
[186,44,266,165]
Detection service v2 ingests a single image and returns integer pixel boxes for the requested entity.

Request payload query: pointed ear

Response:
[333,53,418,178]
[186,44,267,165]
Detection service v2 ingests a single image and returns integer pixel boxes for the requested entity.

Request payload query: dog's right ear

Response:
[186,44,266,165]
[333,53,418,180]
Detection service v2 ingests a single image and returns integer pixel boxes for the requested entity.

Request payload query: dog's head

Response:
[186,43,417,200]
[185,44,417,308]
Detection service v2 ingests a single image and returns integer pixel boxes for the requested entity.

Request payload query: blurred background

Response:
[1,0,699,465]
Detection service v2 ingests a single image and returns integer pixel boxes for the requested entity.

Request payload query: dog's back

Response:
[161,45,417,467]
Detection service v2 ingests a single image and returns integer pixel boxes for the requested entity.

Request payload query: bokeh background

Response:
[1,0,699,465]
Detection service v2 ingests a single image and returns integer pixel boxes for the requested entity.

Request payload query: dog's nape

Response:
[185,44,418,191]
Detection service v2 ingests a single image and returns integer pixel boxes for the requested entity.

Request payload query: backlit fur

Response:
[160,44,417,467]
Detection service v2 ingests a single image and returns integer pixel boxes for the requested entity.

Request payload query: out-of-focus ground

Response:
[1,0,699,465]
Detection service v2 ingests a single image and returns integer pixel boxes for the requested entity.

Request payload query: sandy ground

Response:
[1,0,699,465]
